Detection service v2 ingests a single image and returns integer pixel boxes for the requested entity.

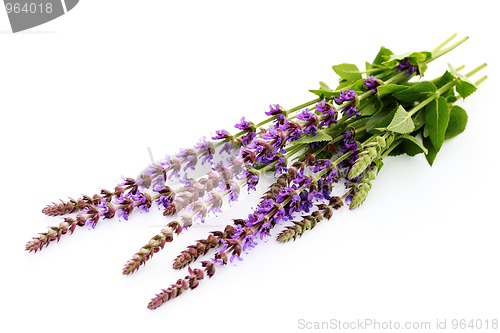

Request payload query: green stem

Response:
[380,139,402,158]
[474,75,488,86]
[465,63,487,78]
[408,80,456,116]
[425,36,468,64]
[431,33,458,54]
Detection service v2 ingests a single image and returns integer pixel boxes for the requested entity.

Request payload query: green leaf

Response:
[292,131,333,145]
[319,81,331,91]
[366,105,397,134]
[350,79,367,92]
[409,51,432,63]
[413,110,426,131]
[309,89,336,99]
[424,96,449,151]
[372,47,393,66]
[332,63,362,82]
[409,52,431,76]
[387,105,415,134]
[435,71,455,89]
[445,105,468,140]
[456,78,477,98]
[399,134,428,155]
[359,95,383,116]
[392,81,437,103]
[388,137,426,157]
[423,136,438,166]
[447,64,477,99]
[377,84,408,98]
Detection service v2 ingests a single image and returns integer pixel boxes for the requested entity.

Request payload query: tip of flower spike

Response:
[147,295,166,310]
[25,240,41,253]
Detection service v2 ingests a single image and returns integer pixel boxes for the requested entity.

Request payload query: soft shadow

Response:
[0,30,56,34]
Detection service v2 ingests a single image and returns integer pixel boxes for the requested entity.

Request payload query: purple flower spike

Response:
[395,58,416,76]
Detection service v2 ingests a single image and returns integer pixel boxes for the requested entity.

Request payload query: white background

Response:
[1,1,498,332]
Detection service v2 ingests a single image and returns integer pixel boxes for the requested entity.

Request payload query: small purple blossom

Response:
[227,181,240,204]
[131,192,150,213]
[363,76,380,92]
[282,121,302,141]
[194,137,214,165]
[255,198,274,215]
[296,108,318,136]
[339,130,358,153]
[335,90,356,104]
[325,167,339,184]
[234,117,251,131]
[273,113,287,129]
[188,202,207,223]
[297,108,315,122]
[85,218,97,229]
[395,58,416,76]
[176,149,198,171]
[342,105,360,118]
[276,186,294,204]
[311,159,331,173]
[219,142,235,155]
[293,169,312,188]
[299,191,314,213]
[263,127,287,150]
[345,194,353,204]
[160,156,181,179]
[316,99,338,127]
[114,195,134,221]
[241,132,256,146]
[155,195,170,208]
[274,206,287,222]
[98,199,116,219]
[242,234,258,250]
[265,104,282,116]
[309,141,328,150]
[274,156,288,176]
[257,219,272,240]
[338,130,359,169]
[212,129,231,141]
[117,209,129,221]
[205,191,223,214]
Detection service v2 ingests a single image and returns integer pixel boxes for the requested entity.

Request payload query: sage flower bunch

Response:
[26,34,486,310]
